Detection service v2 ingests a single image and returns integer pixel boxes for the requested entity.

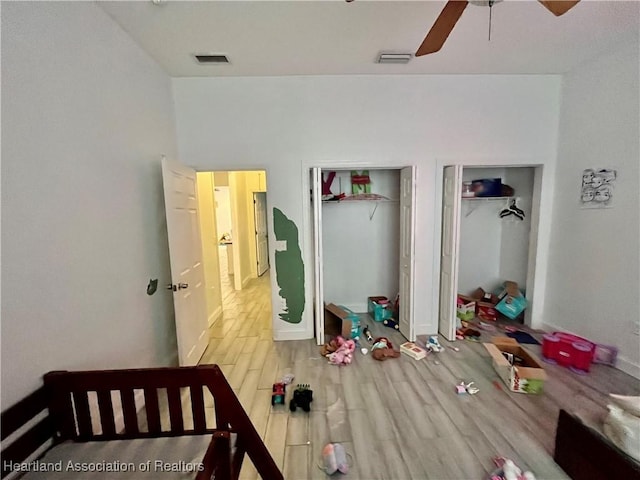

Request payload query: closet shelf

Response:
[322,194,398,203]
[462,196,513,217]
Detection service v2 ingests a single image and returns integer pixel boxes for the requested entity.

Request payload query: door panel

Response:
[161,156,209,366]
[312,168,324,345]
[439,165,462,341]
[399,167,415,340]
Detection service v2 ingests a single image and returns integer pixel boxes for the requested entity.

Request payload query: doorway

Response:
[438,165,542,341]
[196,170,271,331]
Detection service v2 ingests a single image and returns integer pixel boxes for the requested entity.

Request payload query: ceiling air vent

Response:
[193,54,230,65]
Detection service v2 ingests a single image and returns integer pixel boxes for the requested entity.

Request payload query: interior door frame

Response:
[433,160,547,336]
[309,164,417,344]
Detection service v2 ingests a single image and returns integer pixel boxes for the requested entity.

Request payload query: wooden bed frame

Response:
[554,409,640,480]
[1,365,283,480]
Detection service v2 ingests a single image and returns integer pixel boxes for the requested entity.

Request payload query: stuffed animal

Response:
[327,336,356,365]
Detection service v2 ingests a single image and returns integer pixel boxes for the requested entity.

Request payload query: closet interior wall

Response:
[458,167,535,299]
[321,169,400,313]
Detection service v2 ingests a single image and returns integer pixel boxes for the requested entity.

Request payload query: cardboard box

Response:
[471,287,499,305]
[400,342,427,360]
[324,303,359,339]
[456,295,476,321]
[495,281,527,320]
[484,337,546,394]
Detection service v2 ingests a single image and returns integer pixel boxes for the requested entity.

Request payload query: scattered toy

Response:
[489,456,536,480]
[271,382,286,406]
[447,345,460,352]
[281,373,295,385]
[321,443,349,475]
[383,317,400,330]
[455,381,479,395]
[371,337,400,361]
[426,335,444,353]
[326,336,356,365]
[361,348,369,355]
[289,384,313,412]
[362,325,373,342]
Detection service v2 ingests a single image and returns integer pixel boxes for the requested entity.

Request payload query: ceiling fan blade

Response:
[416,1,469,57]
[538,0,580,16]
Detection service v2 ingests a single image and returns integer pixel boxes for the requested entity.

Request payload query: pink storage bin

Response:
[542,332,596,374]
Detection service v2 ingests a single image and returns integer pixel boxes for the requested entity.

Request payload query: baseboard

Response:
[273,329,313,341]
[242,275,251,289]
[615,356,640,380]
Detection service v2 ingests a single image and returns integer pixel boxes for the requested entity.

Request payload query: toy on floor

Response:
[320,443,349,475]
[363,325,373,342]
[371,337,400,361]
[383,317,400,330]
[326,336,356,366]
[426,335,444,353]
[289,384,313,412]
[489,456,536,480]
[271,382,286,406]
[455,381,479,395]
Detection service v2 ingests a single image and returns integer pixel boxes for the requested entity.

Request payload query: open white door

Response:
[398,166,416,340]
[439,165,463,341]
[161,156,209,366]
[312,168,324,345]
[254,192,269,276]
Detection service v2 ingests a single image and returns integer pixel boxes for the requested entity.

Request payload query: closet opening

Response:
[310,166,416,345]
[438,165,542,341]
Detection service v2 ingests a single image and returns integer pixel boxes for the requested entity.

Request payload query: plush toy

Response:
[327,336,356,365]
[371,337,400,361]
[321,443,349,475]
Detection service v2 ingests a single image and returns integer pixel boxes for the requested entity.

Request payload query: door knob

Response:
[166,284,177,291]
[178,283,189,290]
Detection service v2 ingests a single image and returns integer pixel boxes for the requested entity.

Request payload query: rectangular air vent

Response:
[193,54,230,64]
[377,53,412,64]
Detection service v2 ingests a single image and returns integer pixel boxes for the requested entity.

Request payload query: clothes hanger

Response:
[500,198,525,220]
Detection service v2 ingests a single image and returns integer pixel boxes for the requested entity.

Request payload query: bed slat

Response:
[166,387,184,433]
[143,387,162,434]
[119,388,139,435]
[96,390,116,437]
[72,391,92,439]
[190,385,207,433]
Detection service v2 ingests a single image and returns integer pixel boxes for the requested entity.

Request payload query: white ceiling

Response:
[98,0,640,77]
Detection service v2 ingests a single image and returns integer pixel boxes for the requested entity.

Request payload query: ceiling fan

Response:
[415,0,581,57]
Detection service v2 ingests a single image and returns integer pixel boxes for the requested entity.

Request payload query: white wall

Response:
[214,186,233,239]
[499,168,534,290]
[1,2,179,407]
[458,168,506,294]
[544,36,640,377]
[172,75,561,340]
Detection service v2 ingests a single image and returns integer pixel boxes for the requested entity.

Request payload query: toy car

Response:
[271,382,286,406]
[289,384,313,412]
[383,318,399,330]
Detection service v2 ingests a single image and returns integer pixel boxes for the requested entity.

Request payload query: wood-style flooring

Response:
[199,268,640,480]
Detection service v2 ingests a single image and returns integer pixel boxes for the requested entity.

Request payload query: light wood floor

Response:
[199,271,640,480]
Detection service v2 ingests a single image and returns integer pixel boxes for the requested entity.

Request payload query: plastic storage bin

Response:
[368,296,392,322]
[541,332,596,374]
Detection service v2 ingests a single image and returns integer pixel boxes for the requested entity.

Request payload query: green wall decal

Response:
[273,208,305,324]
